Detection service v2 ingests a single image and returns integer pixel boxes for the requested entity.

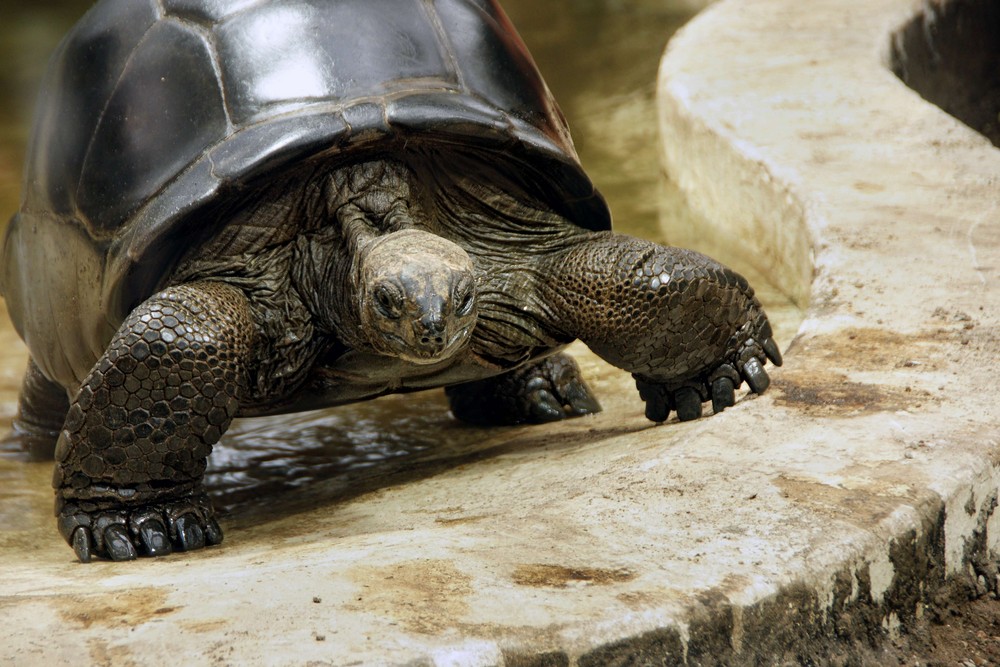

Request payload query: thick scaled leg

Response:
[542,233,782,423]
[1,359,69,460]
[446,352,601,426]
[53,281,256,562]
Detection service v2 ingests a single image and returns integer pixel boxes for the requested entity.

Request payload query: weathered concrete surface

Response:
[1,0,999,665]
[658,0,1000,658]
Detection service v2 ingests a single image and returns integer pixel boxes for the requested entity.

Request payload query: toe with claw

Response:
[636,329,782,424]
[447,352,601,426]
[58,495,223,563]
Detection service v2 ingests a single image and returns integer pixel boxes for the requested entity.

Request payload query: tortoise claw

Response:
[762,337,783,366]
[137,518,172,558]
[742,357,770,394]
[674,387,703,422]
[636,379,671,423]
[175,514,207,552]
[72,526,93,564]
[644,397,671,423]
[447,352,600,425]
[711,377,736,414]
[523,355,602,421]
[104,524,138,561]
[561,377,602,417]
[635,326,778,423]
[526,387,569,422]
[58,494,221,562]
[204,518,224,547]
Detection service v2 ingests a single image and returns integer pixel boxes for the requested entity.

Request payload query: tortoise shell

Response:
[2,0,610,389]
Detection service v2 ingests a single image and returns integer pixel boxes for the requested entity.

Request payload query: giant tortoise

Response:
[1,0,781,561]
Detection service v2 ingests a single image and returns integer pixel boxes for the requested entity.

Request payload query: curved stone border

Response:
[657,0,1000,658]
[2,0,998,664]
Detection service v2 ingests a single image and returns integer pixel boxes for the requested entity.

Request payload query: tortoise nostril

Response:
[420,315,445,336]
[420,335,445,346]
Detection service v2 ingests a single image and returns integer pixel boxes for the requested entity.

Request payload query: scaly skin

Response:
[6,158,780,562]
[53,281,256,561]
[537,231,781,423]
[443,230,780,425]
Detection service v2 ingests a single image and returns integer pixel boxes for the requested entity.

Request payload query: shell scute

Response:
[21,0,160,222]
[79,20,227,234]
[4,0,610,390]
[214,0,452,126]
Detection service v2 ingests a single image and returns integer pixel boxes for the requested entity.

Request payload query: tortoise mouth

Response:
[381,324,473,365]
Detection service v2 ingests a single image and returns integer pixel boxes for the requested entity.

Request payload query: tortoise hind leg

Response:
[1,359,69,460]
[54,281,257,562]
[446,352,600,426]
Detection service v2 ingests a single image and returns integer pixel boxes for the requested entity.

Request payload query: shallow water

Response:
[0,0,803,529]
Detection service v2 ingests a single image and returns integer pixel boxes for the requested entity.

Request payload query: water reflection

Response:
[0,1,799,529]
[210,393,446,516]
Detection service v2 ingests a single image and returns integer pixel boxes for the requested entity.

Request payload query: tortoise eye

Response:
[455,286,475,316]
[374,284,402,319]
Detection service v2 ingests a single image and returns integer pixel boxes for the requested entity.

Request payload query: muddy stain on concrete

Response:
[774,475,914,528]
[512,564,636,589]
[786,327,934,372]
[87,638,138,667]
[772,369,930,416]
[434,513,490,526]
[181,618,230,634]
[347,558,473,635]
[56,586,176,629]
[769,312,996,419]
[616,589,665,608]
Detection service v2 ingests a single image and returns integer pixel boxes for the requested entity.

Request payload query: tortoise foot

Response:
[446,353,601,426]
[636,331,783,424]
[57,495,222,563]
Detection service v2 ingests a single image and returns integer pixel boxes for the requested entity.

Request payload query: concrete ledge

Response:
[658,0,1000,657]
[2,0,999,664]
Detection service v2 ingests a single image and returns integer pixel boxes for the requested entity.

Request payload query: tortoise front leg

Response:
[540,232,782,423]
[54,281,257,562]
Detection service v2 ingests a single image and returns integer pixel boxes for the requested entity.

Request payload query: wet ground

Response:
[1,2,998,665]
[0,0,802,534]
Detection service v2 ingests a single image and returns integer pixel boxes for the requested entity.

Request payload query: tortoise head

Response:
[359,229,477,365]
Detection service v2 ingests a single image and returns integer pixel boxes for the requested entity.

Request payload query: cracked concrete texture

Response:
[2,0,999,665]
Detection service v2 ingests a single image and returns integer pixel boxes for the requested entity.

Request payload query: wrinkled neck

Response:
[290,159,423,348]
